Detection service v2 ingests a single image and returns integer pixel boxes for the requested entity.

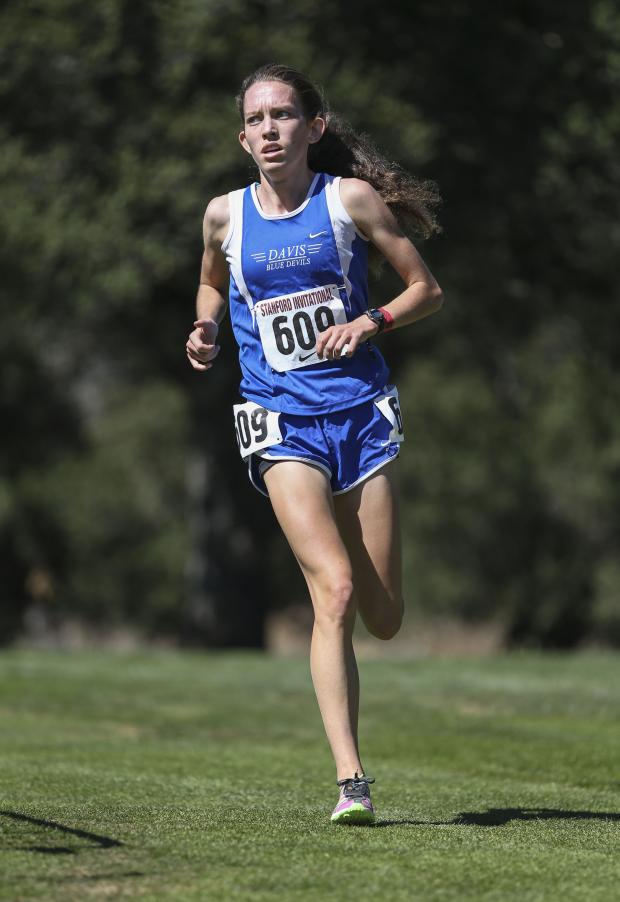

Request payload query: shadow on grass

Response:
[375,807,620,828]
[0,810,124,853]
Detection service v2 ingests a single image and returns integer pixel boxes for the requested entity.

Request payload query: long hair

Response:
[236,64,441,243]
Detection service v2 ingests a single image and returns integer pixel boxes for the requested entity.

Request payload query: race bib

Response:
[233,400,283,459]
[254,284,347,372]
[374,386,405,443]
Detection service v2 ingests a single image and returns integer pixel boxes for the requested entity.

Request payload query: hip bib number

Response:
[233,400,282,460]
[255,284,347,373]
[374,386,405,443]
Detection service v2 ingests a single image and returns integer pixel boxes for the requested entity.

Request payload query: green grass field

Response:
[1,649,619,901]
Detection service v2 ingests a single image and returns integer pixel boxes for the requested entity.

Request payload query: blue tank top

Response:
[222,172,390,415]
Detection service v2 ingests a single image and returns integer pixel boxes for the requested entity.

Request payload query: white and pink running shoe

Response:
[331,773,376,825]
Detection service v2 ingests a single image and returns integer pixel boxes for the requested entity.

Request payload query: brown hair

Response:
[236,64,441,242]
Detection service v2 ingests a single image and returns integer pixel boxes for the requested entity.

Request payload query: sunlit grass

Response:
[1,650,619,900]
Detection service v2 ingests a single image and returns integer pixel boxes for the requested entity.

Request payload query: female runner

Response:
[186,64,443,825]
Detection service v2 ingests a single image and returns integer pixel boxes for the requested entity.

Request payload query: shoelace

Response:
[336,772,375,800]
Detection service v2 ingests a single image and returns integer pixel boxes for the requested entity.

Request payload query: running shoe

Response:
[330,772,375,825]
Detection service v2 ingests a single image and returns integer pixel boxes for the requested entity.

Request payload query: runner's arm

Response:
[340,178,443,330]
[187,196,230,372]
[315,179,443,360]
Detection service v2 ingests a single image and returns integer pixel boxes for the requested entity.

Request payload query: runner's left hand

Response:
[315,315,379,360]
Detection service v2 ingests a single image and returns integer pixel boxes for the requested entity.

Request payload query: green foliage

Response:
[8,382,189,634]
[398,356,530,623]
[1,0,619,644]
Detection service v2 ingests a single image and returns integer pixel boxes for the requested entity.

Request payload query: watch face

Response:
[369,309,384,330]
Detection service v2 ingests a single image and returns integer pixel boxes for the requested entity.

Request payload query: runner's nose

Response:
[262,116,277,138]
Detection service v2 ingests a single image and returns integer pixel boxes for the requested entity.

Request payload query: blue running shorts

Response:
[233,385,404,497]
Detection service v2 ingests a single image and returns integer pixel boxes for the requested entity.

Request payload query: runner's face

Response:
[239,81,324,174]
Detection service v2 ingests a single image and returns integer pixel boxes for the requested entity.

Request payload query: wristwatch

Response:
[365,307,387,334]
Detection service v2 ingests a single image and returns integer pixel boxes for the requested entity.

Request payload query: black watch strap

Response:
[365,308,386,333]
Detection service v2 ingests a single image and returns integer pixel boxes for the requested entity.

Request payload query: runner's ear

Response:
[239,131,252,155]
[308,116,326,145]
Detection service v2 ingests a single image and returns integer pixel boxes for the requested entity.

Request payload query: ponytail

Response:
[309,113,441,242]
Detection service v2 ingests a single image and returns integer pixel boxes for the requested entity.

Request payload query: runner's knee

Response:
[313,577,355,628]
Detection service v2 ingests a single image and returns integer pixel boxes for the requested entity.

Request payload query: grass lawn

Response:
[1,649,619,901]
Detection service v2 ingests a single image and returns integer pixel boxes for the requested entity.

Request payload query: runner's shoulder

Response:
[339,177,378,208]
[339,178,395,239]
[203,194,230,246]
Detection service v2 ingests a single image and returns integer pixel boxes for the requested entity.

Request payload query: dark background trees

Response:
[1,0,618,647]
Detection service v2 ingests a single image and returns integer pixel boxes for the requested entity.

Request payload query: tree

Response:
[1,0,618,646]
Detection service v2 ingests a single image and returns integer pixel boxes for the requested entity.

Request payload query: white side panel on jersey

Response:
[222,188,256,321]
[324,175,369,301]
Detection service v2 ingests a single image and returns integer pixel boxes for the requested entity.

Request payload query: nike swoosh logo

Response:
[299,351,317,362]
[308,231,328,239]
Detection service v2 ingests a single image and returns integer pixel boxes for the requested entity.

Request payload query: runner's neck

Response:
[255,169,317,216]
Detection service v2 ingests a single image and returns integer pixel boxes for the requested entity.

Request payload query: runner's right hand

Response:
[186,318,220,371]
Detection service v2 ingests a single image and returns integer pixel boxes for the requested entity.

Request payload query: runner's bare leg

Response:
[263,460,363,780]
[334,462,404,640]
